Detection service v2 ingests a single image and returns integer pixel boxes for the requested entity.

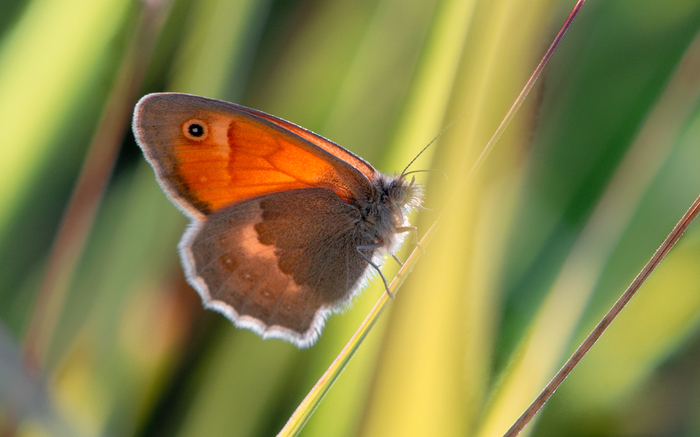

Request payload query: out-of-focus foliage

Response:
[1,0,700,436]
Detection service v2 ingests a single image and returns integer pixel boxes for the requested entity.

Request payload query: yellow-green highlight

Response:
[0,0,131,231]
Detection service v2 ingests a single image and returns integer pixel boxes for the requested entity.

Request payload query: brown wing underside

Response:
[181,188,376,345]
[133,93,375,219]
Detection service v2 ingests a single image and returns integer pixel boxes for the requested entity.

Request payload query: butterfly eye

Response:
[182,119,209,141]
[390,187,406,203]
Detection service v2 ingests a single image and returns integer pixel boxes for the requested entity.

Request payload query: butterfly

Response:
[133,93,423,348]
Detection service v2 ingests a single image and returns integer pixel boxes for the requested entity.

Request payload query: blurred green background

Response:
[1,0,700,436]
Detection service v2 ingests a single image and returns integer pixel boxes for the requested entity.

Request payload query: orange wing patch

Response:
[238,107,377,181]
[170,113,351,214]
[134,93,371,219]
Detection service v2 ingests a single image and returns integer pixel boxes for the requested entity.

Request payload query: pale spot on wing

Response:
[209,115,232,146]
[237,206,279,265]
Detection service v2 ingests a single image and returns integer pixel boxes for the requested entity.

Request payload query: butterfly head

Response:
[373,173,423,226]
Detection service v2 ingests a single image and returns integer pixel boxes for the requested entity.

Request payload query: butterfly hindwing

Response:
[181,188,377,347]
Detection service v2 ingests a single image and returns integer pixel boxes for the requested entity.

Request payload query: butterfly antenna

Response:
[402,169,448,180]
[401,119,457,177]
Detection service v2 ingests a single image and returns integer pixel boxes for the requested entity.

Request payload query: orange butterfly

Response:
[133,93,422,347]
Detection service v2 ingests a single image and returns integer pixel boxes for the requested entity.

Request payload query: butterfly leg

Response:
[355,244,395,299]
[391,254,404,266]
[396,226,424,253]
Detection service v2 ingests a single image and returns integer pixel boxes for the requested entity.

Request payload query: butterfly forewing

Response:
[133,93,375,219]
